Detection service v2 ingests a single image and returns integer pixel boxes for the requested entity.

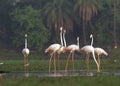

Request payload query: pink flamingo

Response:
[65,37,80,72]
[81,34,99,72]
[90,34,108,72]
[45,27,63,74]
[94,47,108,72]
[22,34,30,67]
[22,34,30,77]
[56,29,67,71]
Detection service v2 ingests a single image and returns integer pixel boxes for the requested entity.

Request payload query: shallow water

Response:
[1,70,120,77]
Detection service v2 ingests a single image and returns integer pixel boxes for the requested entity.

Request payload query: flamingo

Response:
[80,34,99,72]
[90,34,108,72]
[22,34,30,77]
[45,27,63,74]
[65,37,80,72]
[22,34,30,67]
[56,29,66,71]
[94,47,108,72]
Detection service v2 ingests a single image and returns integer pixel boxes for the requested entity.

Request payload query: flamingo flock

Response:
[45,27,108,74]
[21,27,108,76]
[45,27,64,74]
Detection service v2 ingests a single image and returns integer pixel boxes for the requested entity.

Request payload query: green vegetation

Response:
[0,47,120,86]
[0,0,120,86]
[0,47,120,72]
[0,0,120,51]
[0,75,120,86]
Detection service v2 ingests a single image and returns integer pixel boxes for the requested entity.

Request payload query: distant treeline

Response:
[0,0,120,51]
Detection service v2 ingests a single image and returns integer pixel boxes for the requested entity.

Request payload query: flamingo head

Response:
[104,52,108,56]
[60,27,63,31]
[64,30,66,33]
[77,37,79,41]
[25,34,28,38]
[90,34,93,38]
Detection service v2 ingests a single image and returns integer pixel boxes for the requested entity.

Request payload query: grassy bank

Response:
[0,47,120,86]
[0,47,120,72]
[0,74,120,86]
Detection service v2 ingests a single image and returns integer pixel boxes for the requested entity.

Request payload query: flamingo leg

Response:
[72,52,74,72]
[85,54,89,72]
[87,54,90,72]
[54,52,56,75]
[26,56,29,75]
[49,52,54,73]
[24,57,29,77]
[24,56,25,66]
[24,57,27,74]
[26,57,28,66]
[65,52,72,72]
[24,56,29,77]
[24,55,26,66]
[98,55,100,72]
[57,53,60,72]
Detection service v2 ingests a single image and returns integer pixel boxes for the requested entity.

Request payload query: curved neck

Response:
[91,36,93,46]
[25,38,27,48]
[60,31,63,46]
[92,50,99,68]
[77,37,79,48]
[63,31,66,47]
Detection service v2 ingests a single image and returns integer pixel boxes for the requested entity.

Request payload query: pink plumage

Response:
[80,34,99,72]
[65,37,80,72]
[45,44,61,53]
[94,47,108,56]
[22,48,30,57]
[81,45,94,54]
[45,27,64,74]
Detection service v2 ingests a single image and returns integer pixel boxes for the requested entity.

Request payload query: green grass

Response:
[0,75,120,86]
[0,47,120,86]
[0,56,120,72]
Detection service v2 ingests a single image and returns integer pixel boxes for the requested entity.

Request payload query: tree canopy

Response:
[0,0,120,51]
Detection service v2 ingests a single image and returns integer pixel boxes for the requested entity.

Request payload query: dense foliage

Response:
[10,5,50,51]
[0,0,120,51]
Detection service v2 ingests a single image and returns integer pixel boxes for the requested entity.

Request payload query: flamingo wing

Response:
[94,47,108,56]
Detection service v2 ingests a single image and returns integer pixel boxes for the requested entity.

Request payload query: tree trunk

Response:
[113,0,117,48]
[89,20,94,34]
[83,16,86,45]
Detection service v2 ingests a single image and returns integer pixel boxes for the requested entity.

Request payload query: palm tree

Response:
[113,0,117,48]
[74,0,101,44]
[103,0,118,48]
[43,0,73,32]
